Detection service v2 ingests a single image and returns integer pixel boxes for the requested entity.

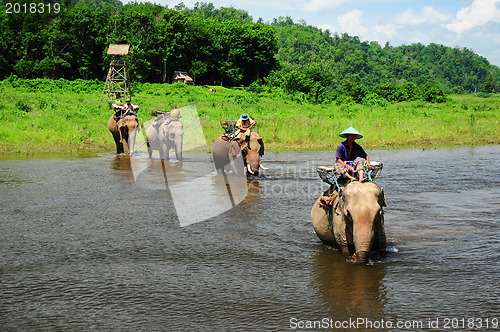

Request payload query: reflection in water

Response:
[111,152,249,227]
[312,247,387,330]
[110,154,133,173]
[245,179,262,204]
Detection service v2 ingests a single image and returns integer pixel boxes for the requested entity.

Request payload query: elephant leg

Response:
[160,142,170,160]
[113,134,123,154]
[117,142,124,154]
[110,129,123,154]
[159,142,168,160]
[228,151,243,175]
[122,138,129,155]
[175,140,183,161]
[147,144,153,158]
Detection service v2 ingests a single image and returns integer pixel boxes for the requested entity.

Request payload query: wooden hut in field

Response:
[172,71,194,84]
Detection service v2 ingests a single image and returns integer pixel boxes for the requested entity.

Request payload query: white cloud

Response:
[302,0,349,13]
[336,9,397,41]
[372,24,398,39]
[396,6,451,26]
[317,23,337,33]
[445,0,500,34]
[338,9,367,36]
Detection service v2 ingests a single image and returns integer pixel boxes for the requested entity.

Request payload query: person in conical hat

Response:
[334,126,371,182]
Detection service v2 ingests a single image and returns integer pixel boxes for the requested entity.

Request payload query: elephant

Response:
[310,181,387,264]
[212,132,268,176]
[108,114,139,155]
[146,118,184,161]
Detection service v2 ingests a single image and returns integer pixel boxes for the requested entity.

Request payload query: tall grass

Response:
[0,79,498,154]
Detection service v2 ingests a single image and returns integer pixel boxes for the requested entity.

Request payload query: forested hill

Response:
[0,0,498,94]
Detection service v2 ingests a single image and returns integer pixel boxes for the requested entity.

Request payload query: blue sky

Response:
[153,0,500,66]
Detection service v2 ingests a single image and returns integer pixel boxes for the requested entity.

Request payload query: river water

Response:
[0,146,498,331]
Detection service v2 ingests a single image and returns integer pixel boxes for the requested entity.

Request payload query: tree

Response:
[481,72,497,93]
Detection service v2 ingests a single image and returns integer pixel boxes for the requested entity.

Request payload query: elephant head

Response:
[158,120,184,161]
[237,132,268,176]
[118,115,139,155]
[108,115,139,155]
[337,182,386,264]
[310,181,386,264]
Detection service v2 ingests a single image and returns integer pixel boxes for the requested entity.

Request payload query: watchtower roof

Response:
[107,44,130,56]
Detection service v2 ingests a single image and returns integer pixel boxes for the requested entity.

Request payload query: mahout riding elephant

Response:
[212,132,268,176]
[310,181,387,264]
[108,114,139,155]
[146,118,184,161]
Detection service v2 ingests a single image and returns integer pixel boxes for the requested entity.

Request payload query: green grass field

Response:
[0,80,498,155]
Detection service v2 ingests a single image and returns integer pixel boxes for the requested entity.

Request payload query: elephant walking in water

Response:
[146,117,184,161]
[108,114,139,155]
[212,131,268,176]
[310,181,387,264]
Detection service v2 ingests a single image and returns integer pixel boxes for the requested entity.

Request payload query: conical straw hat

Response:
[339,126,363,139]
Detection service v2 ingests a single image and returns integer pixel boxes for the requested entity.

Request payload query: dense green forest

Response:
[0,0,498,103]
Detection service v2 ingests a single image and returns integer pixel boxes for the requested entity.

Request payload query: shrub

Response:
[421,83,446,103]
[16,101,32,113]
[362,93,388,107]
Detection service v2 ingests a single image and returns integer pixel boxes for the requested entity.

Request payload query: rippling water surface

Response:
[0,146,498,331]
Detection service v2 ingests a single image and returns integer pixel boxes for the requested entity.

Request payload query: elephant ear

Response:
[379,187,387,207]
[229,141,241,157]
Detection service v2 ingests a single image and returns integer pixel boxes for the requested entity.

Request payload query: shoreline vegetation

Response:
[0,80,498,156]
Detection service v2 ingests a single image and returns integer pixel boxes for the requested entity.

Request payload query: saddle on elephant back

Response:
[111,103,139,119]
[317,162,383,192]
[220,121,238,140]
[219,121,264,156]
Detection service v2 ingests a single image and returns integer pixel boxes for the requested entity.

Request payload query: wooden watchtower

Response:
[102,44,130,100]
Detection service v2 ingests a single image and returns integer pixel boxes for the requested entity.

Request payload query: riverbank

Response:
[0,81,498,155]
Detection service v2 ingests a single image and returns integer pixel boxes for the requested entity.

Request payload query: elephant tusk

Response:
[259,164,269,171]
[247,164,255,174]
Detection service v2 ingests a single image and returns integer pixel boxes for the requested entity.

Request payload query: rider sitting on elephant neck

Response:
[166,106,182,125]
[334,126,371,183]
[114,98,138,119]
[123,99,137,117]
[236,113,256,145]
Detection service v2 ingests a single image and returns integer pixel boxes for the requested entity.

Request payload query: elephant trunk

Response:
[351,208,377,264]
[351,251,371,264]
